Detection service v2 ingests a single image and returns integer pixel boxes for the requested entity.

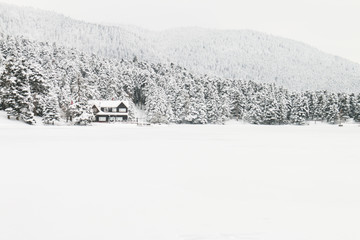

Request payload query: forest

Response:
[1,34,360,125]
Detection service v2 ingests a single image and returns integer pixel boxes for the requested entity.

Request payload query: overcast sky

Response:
[1,0,360,64]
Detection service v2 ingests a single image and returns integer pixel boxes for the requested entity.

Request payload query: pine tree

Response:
[145,83,172,124]
[15,74,35,125]
[0,57,19,115]
[173,86,188,123]
[289,93,308,125]
[275,88,290,124]
[73,105,93,125]
[305,91,316,120]
[27,60,49,116]
[185,80,207,124]
[353,94,360,122]
[246,103,263,124]
[313,91,326,122]
[348,93,356,119]
[324,93,339,124]
[42,89,60,125]
[71,74,93,125]
[245,92,264,124]
[338,93,351,122]
[1,56,36,124]
[230,88,246,120]
[262,98,278,124]
[204,77,221,123]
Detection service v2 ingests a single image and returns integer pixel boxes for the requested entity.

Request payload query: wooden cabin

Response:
[89,100,129,122]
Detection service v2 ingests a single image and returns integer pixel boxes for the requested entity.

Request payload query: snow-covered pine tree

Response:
[261,84,286,125]
[338,93,351,122]
[217,78,231,123]
[42,88,60,125]
[73,105,93,125]
[204,76,222,123]
[173,86,188,123]
[1,56,36,124]
[245,91,265,124]
[0,50,4,77]
[313,91,327,122]
[262,94,278,125]
[145,85,172,124]
[229,83,246,121]
[27,60,49,116]
[275,87,290,124]
[324,93,339,124]
[289,93,308,125]
[71,74,93,125]
[353,93,360,122]
[305,91,316,121]
[184,78,207,124]
[14,58,36,124]
[348,93,356,119]
[0,57,19,117]
[17,77,36,125]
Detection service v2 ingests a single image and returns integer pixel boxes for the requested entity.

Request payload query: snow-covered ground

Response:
[1,112,360,240]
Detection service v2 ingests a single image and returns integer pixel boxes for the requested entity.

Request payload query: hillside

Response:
[0,3,360,93]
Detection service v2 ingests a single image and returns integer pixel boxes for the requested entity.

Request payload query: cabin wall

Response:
[95,115,128,122]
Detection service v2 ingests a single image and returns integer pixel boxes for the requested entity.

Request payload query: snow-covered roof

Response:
[89,100,129,108]
[95,112,128,116]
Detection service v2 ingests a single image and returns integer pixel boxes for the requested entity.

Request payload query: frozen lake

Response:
[1,115,360,240]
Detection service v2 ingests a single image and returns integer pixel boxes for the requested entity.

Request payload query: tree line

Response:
[1,34,360,125]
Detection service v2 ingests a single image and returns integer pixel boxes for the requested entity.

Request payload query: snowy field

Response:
[1,113,360,240]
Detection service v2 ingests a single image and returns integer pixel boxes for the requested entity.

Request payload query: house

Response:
[89,100,129,122]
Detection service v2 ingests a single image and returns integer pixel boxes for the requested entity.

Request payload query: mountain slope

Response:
[0,3,360,92]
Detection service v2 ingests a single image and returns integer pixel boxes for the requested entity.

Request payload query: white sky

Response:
[1,0,360,64]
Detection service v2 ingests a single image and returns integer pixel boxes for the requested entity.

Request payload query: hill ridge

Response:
[0,2,360,93]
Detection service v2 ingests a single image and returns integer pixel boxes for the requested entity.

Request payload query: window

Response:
[119,108,127,113]
[116,117,123,121]
[99,117,107,122]
[113,108,117,112]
